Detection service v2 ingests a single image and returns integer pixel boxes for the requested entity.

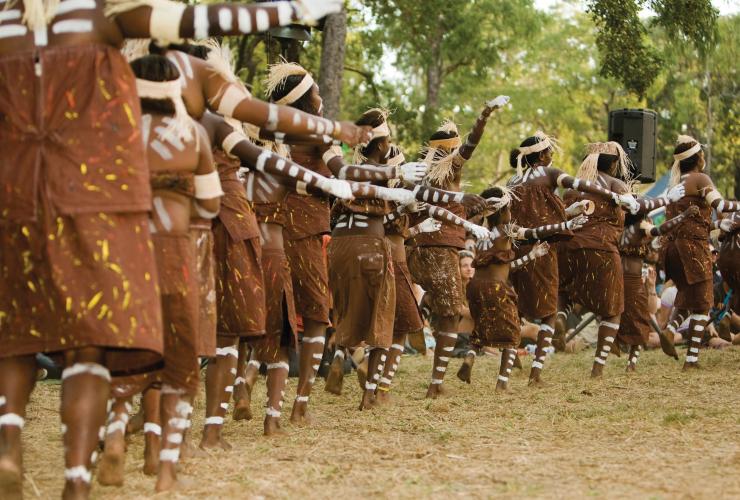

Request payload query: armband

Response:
[194,171,224,199]
[705,189,722,205]
[222,131,244,156]
[556,173,568,188]
[149,0,187,43]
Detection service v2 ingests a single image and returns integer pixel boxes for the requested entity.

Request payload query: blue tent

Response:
[644,171,670,198]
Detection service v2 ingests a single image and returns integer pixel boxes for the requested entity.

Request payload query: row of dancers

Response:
[1,0,739,498]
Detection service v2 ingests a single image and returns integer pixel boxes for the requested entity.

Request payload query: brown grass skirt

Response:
[285,235,331,324]
[663,241,712,312]
[565,248,624,318]
[192,225,216,357]
[467,277,521,349]
[329,235,395,348]
[253,248,297,363]
[617,273,651,346]
[0,206,162,376]
[511,242,559,320]
[406,245,464,320]
[213,220,266,338]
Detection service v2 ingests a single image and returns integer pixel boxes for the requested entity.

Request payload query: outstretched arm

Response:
[645,206,699,237]
[698,176,740,213]
[713,212,740,232]
[550,167,639,213]
[510,242,550,270]
[321,147,427,184]
[514,215,588,240]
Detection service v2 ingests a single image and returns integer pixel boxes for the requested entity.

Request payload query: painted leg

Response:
[528,319,555,387]
[591,318,619,378]
[683,313,709,371]
[324,349,346,396]
[290,322,326,425]
[456,348,477,384]
[200,338,238,450]
[232,341,253,421]
[659,310,687,360]
[359,348,387,410]
[97,398,132,486]
[155,388,192,493]
[353,347,368,391]
[425,332,457,399]
[0,355,36,500]
[60,350,111,500]
[496,348,517,393]
[626,345,641,372]
[376,337,406,405]
[141,388,161,476]
[264,354,289,436]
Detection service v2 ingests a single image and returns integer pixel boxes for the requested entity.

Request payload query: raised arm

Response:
[697,175,740,213]
[457,96,509,161]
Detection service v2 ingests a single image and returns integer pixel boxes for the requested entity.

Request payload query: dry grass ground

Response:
[20,347,740,499]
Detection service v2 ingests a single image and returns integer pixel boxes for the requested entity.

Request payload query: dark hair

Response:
[147,41,210,60]
[674,141,701,173]
[429,130,459,141]
[130,55,181,115]
[268,74,317,115]
[356,109,387,158]
[509,136,550,170]
[597,153,619,175]
[624,211,643,227]
[480,186,506,227]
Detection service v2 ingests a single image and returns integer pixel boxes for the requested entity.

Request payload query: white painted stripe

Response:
[685,355,698,363]
[255,8,269,31]
[159,449,180,462]
[237,7,251,33]
[193,5,209,39]
[34,27,47,46]
[52,19,93,34]
[56,0,96,15]
[531,361,543,369]
[204,416,224,425]
[594,357,606,365]
[144,423,161,435]
[303,336,326,344]
[0,9,21,21]
[0,24,28,38]
[497,375,508,382]
[167,433,183,444]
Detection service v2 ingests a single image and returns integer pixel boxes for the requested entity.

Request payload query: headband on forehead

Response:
[136,78,196,143]
[576,141,632,182]
[275,73,314,105]
[371,121,391,140]
[264,60,314,105]
[669,135,702,187]
[515,131,559,178]
[429,136,462,150]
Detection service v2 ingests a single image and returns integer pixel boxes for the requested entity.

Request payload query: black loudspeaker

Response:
[608,109,657,183]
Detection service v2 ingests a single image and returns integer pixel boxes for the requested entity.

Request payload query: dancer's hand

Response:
[530,241,550,259]
[337,123,372,147]
[617,193,640,214]
[417,218,442,234]
[399,162,428,184]
[665,183,686,203]
[566,214,588,231]
[464,222,490,240]
[486,95,510,110]
[476,236,494,251]
[292,0,344,24]
[565,200,588,217]
[318,178,353,200]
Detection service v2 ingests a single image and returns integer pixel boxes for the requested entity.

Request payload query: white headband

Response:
[516,138,552,177]
[275,73,314,105]
[669,142,702,187]
[371,121,390,140]
[673,143,702,162]
[136,78,195,143]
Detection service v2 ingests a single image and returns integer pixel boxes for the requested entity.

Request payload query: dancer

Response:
[263,63,429,421]
[408,96,509,398]
[507,134,638,385]
[456,250,479,384]
[468,186,581,392]
[660,136,740,370]
[618,202,696,371]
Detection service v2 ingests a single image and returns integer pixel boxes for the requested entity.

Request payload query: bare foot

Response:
[356,359,368,392]
[289,401,312,426]
[97,434,125,487]
[590,364,604,378]
[358,391,377,411]
[512,354,523,370]
[495,381,508,393]
[263,417,287,437]
[658,329,679,360]
[528,377,547,388]
[232,398,252,421]
[456,355,474,384]
[682,362,701,372]
[62,479,90,500]
[155,462,178,493]
[180,436,207,460]
[324,356,344,395]
[0,456,23,500]
[199,427,232,451]
[142,434,160,476]
[425,383,446,399]
[625,363,636,373]
[374,390,392,406]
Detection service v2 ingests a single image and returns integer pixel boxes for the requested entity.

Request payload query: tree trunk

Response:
[703,63,713,176]
[318,11,347,120]
[423,31,443,136]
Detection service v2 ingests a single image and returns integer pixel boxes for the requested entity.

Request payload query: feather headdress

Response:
[264,59,313,105]
[420,119,464,188]
[514,130,561,179]
[670,135,701,187]
[576,141,632,183]
[386,145,406,187]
